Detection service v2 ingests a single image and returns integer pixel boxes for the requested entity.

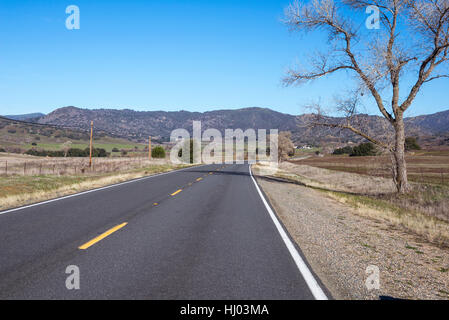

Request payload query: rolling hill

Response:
[3,113,46,122]
[0,116,145,154]
[33,106,449,146]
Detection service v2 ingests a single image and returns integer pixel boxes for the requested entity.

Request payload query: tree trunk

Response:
[392,116,409,193]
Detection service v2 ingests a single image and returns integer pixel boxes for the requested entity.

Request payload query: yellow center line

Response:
[79,222,128,250]
[196,177,202,181]
[171,189,182,196]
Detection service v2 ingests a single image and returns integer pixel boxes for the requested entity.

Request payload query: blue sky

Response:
[0,0,447,116]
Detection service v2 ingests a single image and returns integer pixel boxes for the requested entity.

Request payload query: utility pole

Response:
[89,121,93,168]
[148,136,152,161]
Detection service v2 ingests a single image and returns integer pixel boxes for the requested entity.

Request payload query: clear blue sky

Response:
[0,0,447,116]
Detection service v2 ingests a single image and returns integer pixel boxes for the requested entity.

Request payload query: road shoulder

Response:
[254,175,449,300]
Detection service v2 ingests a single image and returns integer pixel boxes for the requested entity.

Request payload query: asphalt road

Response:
[0,163,328,299]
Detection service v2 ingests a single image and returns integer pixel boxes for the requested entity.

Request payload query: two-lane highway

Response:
[0,164,328,299]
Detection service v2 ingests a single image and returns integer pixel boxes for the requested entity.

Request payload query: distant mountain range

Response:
[7,106,449,146]
[4,113,45,122]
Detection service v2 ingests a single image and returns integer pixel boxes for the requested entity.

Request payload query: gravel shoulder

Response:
[255,175,449,300]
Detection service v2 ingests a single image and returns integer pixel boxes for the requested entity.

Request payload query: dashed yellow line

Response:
[171,189,182,196]
[196,177,202,181]
[79,222,128,250]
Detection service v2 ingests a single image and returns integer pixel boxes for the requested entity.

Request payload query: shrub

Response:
[350,142,377,157]
[25,149,64,157]
[84,148,108,157]
[112,147,120,153]
[278,131,295,160]
[151,146,166,158]
[333,146,354,155]
[31,142,37,146]
[0,148,6,153]
[67,148,88,157]
[405,137,421,151]
[97,148,109,157]
[24,147,108,158]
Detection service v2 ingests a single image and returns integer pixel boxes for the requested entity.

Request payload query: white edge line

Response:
[249,164,328,300]
[0,164,208,216]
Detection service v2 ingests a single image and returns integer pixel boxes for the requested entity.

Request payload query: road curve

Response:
[0,163,328,299]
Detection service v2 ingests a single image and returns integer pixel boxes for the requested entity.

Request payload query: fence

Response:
[0,157,164,177]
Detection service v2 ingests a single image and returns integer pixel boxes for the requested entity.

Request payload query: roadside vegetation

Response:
[293,148,449,186]
[253,159,449,247]
[0,159,189,212]
[151,145,166,158]
[0,122,179,211]
[333,142,378,157]
[24,147,109,158]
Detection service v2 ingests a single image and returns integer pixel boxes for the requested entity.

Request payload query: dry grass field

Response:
[289,150,449,229]
[0,154,188,212]
[291,149,449,186]
[0,153,161,176]
[254,154,449,247]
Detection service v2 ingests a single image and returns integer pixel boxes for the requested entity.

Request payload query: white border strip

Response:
[249,164,328,300]
[0,164,208,216]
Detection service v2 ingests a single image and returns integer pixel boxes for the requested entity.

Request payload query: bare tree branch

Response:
[283,0,449,193]
[423,74,449,82]
[310,121,391,150]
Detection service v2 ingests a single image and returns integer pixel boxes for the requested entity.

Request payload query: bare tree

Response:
[62,141,72,158]
[278,131,296,161]
[283,0,449,193]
